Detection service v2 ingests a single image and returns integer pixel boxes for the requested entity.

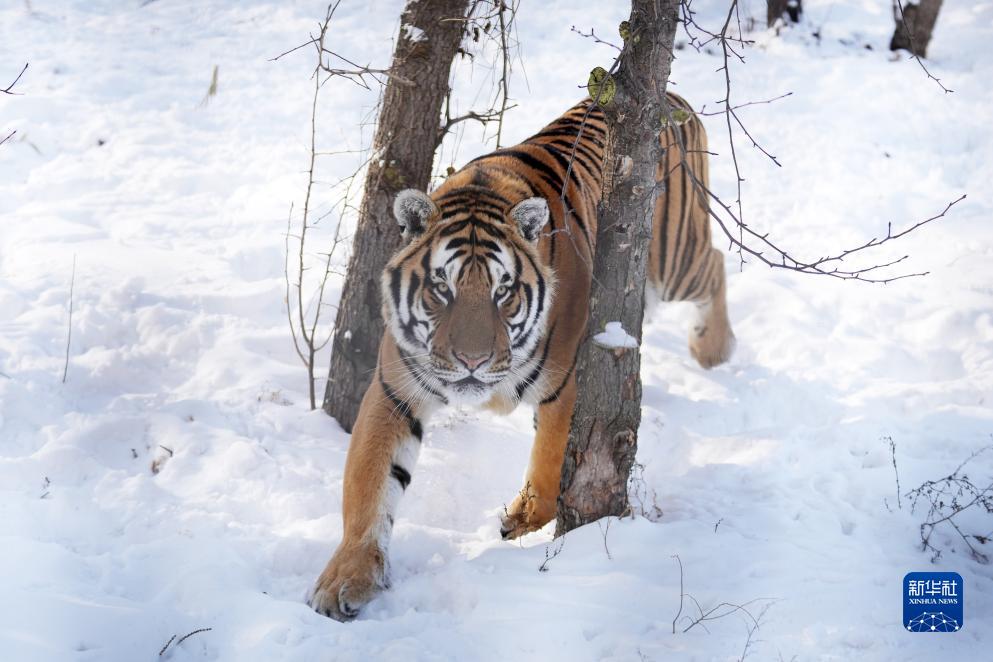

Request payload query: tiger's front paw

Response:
[308,541,387,621]
[500,486,556,540]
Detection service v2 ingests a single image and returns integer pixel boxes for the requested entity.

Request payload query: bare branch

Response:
[682,597,770,634]
[435,0,523,174]
[283,3,366,410]
[553,3,965,286]
[672,553,778,641]
[571,25,622,52]
[664,0,964,283]
[893,0,952,93]
[493,0,514,147]
[438,105,517,144]
[270,2,412,90]
[906,442,993,563]
[739,601,774,661]
[697,91,793,116]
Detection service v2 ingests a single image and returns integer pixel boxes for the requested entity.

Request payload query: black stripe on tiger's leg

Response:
[379,369,424,440]
[373,432,421,552]
[391,464,412,490]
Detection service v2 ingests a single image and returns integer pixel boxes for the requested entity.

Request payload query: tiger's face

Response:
[382,188,555,405]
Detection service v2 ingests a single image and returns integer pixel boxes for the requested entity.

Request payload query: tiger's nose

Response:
[454,351,491,371]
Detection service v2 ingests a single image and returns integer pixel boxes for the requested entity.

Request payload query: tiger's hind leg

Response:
[652,219,735,369]
[687,247,735,369]
[652,97,735,369]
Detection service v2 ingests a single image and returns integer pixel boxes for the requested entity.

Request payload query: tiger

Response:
[308,92,735,620]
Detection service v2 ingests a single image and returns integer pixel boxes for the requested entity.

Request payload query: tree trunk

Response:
[890,0,943,58]
[322,0,469,432]
[555,0,680,537]
[767,0,802,27]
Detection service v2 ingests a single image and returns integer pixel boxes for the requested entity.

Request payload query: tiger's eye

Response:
[435,281,449,293]
[495,285,508,297]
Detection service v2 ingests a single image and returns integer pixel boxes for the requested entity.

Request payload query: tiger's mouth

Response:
[451,376,485,389]
[437,373,507,398]
[443,375,504,390]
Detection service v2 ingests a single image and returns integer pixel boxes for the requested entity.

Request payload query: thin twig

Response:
[61,255,76,384]
[682,597,769,634]
[158,635,176,656]
[159,627,212,657]
[494,0,513,147]
[270,1,411,90]
[893,0,952,94]
[3,65,28,149]
[598,517,613,560]
[2,63,28,94]
[888,437,902,510]
[739,602,773,661]
[175,628,212,647]
[538,536,566,572]
[438,105,517,145]
[571,25,622,52]
[698,91,793,116]
[283,2,362,410]
[671,554,684,634]
[435,1,523,179]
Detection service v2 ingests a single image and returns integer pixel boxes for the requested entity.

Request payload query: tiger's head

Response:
[381,187,555,405]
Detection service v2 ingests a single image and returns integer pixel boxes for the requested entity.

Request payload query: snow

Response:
[2,0,992,660]
[594,321,639,350]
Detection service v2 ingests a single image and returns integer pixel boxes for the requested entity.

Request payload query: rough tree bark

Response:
[890,0,944,58]
[323,0,470,432]
[767,0,802,27]
[555,0,681,536]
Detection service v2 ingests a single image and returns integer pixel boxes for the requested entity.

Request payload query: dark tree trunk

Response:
[767,0,802,27]
[890,0,943,58]
[323,0,469,432]
[555,0,681,536]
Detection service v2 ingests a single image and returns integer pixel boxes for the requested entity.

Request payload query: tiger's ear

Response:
[393,189,438,239]
[509,197,548,243]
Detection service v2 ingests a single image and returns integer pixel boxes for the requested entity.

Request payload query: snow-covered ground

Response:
[2,0,992,659]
